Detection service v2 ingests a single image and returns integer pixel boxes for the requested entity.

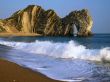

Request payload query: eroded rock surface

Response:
[0,5,93,37]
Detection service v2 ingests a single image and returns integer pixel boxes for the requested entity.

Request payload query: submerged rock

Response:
[0,5,93,37]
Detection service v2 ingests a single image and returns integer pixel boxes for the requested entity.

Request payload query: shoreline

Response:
[0,59,63,82]
[0,33,42,37]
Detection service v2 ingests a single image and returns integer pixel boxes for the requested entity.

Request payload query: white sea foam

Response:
[0,40,110,62]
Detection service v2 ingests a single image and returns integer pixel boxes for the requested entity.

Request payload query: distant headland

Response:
[0,5,93,37]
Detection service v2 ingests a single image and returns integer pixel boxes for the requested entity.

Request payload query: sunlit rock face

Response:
[0,5,93,37]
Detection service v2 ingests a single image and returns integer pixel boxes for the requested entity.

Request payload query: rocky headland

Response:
[0,5,93,37]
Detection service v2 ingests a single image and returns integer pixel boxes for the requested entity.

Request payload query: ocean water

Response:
[0,34,110,82]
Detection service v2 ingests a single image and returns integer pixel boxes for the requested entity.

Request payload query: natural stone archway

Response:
[62,9,93,37]
[0,5,93,37]
[74,9,93,37]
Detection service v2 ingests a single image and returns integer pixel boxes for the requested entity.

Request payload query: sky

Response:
[0,0,110,33]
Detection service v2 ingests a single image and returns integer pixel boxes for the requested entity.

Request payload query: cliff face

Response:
[0,5,93,37]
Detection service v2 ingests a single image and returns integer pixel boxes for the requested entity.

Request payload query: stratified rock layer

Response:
[0,5,93,37]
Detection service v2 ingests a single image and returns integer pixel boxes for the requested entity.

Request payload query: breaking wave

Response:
[0,40,110,62]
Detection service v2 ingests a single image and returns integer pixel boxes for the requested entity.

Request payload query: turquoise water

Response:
[0,34,110,82]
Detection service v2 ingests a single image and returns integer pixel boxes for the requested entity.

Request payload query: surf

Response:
[0,39,110,62]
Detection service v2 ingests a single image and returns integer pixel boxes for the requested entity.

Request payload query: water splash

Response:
[0,40,110,62]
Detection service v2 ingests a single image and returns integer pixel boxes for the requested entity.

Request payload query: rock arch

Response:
[0,5,93,37]
[62,9,93,37]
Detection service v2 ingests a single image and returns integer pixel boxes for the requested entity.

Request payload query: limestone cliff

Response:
[0,5,93,37]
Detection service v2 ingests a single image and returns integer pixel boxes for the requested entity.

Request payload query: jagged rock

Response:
[0,5,93,37]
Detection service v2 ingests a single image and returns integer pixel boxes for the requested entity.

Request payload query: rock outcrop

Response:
[0,5,93,37]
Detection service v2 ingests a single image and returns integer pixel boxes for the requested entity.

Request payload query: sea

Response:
[0,34,110,82]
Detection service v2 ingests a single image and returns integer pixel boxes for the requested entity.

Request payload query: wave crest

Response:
[0,40,110,62]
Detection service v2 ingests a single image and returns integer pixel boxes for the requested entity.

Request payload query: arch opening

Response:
[73,24,78,36]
